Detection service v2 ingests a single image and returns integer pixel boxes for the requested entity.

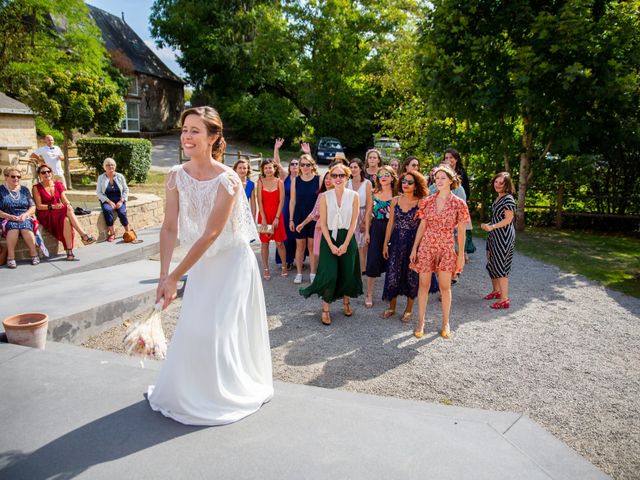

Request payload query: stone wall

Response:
[2,192,164,261]
[138,74,183,132]
[0,112,38,184]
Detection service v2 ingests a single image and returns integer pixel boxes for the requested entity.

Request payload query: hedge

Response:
[77,137,152,183]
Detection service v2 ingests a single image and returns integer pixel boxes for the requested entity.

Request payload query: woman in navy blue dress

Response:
[0,167,39,268]
[233,158,256,219]
[364,165,397,307]
[381,171,427,323]
[289,154,320,284]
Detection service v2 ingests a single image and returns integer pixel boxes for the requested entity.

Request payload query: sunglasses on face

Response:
[331,173,347,179]
[290,162,299,166]
[401,179,415,185]
[377,173,391,179]
[8,175,21,179]
[300,162,312,167]
[39,170,52,174]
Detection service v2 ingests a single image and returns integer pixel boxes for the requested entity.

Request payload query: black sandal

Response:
[66,250,75,261]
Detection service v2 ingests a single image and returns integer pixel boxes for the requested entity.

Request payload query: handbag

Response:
[257,223,274,235]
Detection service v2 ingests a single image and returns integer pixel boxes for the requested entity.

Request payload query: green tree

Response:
[0,0,126,187]
[29,70,123,186]
[150,0,417,148]
[415,0,640,230]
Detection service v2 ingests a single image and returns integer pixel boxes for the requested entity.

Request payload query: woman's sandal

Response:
[401,311,412,323]
[414,319,425,338]
[490,299,510,309]
[263,268,271,281]
[7,259,17,269]
[364,294,373,308]
[441,326,450,339]
[343,301,353,317]
[280,266,289,277]
[65,250,75,261]
[381,308,395,319]
[107,233,116,242]
[31,255,41,265]
[321,309,332,325]
[484,291,501,300]
[81,233,97,245]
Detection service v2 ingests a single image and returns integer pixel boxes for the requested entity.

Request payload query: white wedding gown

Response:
[148,165,273,425]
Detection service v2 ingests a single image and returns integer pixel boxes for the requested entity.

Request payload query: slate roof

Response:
[87,4,184,84]
[0,92,34,115]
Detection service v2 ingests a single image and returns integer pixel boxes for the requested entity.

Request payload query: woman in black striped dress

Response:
[481,172,516,309]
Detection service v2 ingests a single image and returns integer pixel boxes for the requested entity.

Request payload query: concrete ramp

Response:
[0,342,607,479]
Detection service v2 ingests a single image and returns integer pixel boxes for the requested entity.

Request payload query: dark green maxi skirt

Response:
[300,229,363,303]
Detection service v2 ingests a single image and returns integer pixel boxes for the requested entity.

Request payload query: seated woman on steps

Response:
[32,164,96,261]
[96,157,132,242]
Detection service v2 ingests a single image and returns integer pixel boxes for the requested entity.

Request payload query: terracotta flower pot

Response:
[2,313,49,350]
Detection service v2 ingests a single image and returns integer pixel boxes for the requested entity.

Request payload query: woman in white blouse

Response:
[299,163,363,325]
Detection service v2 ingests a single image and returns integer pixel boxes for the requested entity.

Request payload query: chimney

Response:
[121,11,125,22]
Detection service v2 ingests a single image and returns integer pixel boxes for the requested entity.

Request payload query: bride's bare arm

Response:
[157,176,239,309]
[159,172,179,280]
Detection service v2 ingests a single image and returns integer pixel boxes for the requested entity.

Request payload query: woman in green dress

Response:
[300,163,363,325]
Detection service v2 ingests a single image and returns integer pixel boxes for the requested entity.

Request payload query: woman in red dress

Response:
[32,164,96,260]
[410,165,470,339]
[256,158,287,280]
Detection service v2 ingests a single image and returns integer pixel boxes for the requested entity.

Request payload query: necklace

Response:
[7,185,20,201]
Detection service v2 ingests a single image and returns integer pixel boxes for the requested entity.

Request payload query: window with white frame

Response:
[121,101,140,132]
[128,76,139,96]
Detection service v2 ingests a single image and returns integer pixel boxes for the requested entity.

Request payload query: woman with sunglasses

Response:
[410,165,470,339]
[400,156,421,176]
[274,138,301,270]
[289,153,320,284]
[300,163,362,325]
[381,171,427,322]
[363,148,383,183]
[0,167,38,268]
[32,164,97,261]
[364,165,397,308]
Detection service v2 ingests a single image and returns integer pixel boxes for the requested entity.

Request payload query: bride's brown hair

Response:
[180,106,227,161]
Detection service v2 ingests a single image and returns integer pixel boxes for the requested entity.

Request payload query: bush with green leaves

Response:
[77,137,152,183]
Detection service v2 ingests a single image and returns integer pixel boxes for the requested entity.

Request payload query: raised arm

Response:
[273,138,286,178]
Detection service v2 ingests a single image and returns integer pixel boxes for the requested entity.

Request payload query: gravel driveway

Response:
[84,238,640,480]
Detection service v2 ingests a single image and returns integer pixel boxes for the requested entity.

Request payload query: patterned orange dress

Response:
[410,193,470,273]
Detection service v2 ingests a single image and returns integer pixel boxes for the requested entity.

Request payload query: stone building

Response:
[87,4,185,134]
[0,92,37,183]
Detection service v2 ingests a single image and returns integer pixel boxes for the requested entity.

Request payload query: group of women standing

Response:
[232,141,517,338]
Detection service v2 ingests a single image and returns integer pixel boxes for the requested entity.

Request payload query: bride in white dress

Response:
[148,106,273,425]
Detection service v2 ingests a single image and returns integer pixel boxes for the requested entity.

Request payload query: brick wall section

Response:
[2,193,164,261]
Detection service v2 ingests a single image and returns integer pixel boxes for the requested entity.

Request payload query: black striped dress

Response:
[486,194,516,279]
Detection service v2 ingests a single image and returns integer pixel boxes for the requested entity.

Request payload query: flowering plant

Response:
[123,303,167,360]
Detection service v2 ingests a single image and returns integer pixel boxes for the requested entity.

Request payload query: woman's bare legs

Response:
[437,271,453,334]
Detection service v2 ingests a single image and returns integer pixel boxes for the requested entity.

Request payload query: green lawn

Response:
[475,226,640,298]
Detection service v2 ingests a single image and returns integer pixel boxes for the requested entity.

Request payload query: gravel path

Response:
[83,239,640,480]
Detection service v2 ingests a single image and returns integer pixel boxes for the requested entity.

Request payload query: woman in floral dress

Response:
[410,165,470,339]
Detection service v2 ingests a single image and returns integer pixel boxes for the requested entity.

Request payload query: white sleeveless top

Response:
[325,188,359,240]
[168,165,258,257]
[347,178,370,208]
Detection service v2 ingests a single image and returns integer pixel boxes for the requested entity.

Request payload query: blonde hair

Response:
[299,154,318,175]
[432,164,460,190]
[329,163,352,178]
[3,166,20,177]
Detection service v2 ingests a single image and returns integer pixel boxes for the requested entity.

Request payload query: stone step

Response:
[0,258,174,344]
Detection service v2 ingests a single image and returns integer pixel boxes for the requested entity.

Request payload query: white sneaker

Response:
[294,273,303,284]
[310,273,316,283]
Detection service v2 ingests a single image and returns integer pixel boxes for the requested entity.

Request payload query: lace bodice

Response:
[169,165,258,257]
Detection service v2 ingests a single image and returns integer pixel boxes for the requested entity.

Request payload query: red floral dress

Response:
[410,193,470,273]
